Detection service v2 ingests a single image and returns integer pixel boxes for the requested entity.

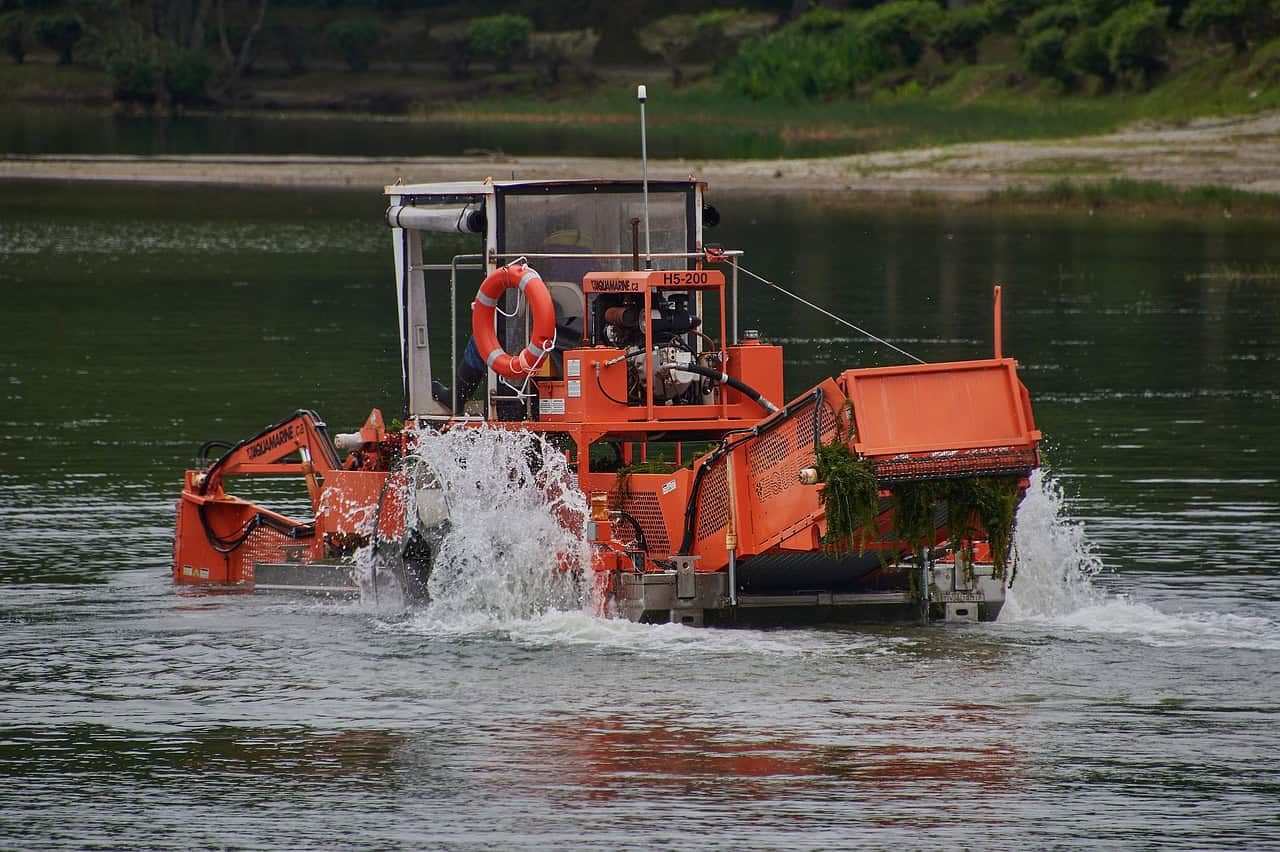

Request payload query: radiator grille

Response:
[694,460,729,543]
[746,401,837,503]
[241,527,291,580]
[610,491,671,557]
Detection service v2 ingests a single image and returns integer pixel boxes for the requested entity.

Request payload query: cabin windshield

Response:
[500,190,691,282]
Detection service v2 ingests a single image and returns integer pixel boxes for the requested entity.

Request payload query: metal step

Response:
[252,562,358,596]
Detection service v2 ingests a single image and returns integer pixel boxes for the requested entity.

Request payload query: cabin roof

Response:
[384,177,705,196]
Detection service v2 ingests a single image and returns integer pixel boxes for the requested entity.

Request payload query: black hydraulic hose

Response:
[197,503,313,554]
[193,409,336,553]
[198,408,338,496]
[613,510,649,552]
[593,363,630,407]
[665,364,779,413]
[813,386,826,450]
[197,440,234,468]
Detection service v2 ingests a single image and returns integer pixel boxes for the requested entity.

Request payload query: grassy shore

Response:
[3,40,1277,160]
[987,178,1280,217]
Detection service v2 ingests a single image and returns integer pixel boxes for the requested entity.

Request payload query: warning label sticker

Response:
[539,398,566,415]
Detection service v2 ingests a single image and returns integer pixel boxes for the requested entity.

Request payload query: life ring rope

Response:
[471,262,557,380]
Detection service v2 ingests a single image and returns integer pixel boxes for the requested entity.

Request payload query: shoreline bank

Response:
[3,111,1277,211]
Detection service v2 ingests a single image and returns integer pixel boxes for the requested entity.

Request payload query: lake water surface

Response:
[2,181,1279,848]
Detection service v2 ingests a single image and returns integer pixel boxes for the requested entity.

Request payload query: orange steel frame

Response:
[174,255,1040,600]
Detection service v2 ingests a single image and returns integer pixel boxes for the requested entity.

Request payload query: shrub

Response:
[637,13,700,86]
[856,0,943,67]
[1018,4,1078,38]
[430,22,470,80]
[1074,0,1129,25]
[325,16,381,72]
[1242,35,1280,83]
[268,23,307,74]
[165,47,211,104]
[108,54,156,103]
[689,9,776,67]
[1023,25,1071,80]
[982,0,1047,33]
[528,28,599,85]
[638,11,772,85]
[0,11,31,64]
[1065,25,1111,80]
[466,13,529,73]
[1183,0,1277,54]
[933,5,989,64]
[33,13,82,64]
[1103,1,1168,87]
[723,10,893,99]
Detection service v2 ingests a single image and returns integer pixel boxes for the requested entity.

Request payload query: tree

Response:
[466,14,530,74]
[108,53,157,103]
[934,5,990,64]
[0,12,31,64]
[640,9,776,86]
[1023,25,1071,81]
[1103,1,1169,88]
[216,0,267,95]
[1074,0,1129,26]
[92,0,263,106]
[981,0,1045,34]
[429,23,471,81]
[723,9,893,99]
[267,22,306,74]
[325,17,381,73]
[1183,0,1278,54]
[1018,4,1078,39]
[856,0,943,68]
[1065,25,1112,83]
[690,9,777,67]
[637,13,699,86]
[165,46,211,104]
[33,13,83,64]
[528,28,599,85]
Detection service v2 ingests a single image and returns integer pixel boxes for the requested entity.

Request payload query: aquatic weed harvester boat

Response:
[173,174,1040,624]
[173,100,1041,625]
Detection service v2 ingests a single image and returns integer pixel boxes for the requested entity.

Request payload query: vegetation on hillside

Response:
[0,0,1275,134]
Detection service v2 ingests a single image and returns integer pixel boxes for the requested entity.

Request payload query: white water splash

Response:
[1000,469,1106,621]
[1001,471,1280,650]
[381,606,916,658]
[398,425,591,625]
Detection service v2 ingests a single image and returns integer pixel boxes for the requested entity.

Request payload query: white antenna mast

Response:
[637,84,652,269]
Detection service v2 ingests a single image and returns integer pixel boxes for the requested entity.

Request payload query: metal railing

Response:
[409,249,746,412]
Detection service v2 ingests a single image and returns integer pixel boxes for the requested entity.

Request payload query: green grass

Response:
[990,177,1280,217]
[2,32,1275,162]
[433,80,1134,158]
[1007,156,1119,176]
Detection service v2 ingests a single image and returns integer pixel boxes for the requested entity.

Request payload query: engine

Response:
[590,291,720,405]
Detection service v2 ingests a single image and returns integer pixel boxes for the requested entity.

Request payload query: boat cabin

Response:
[385,178,778,440]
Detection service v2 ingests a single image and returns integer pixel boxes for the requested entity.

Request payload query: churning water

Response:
[372,425,591,632]
[2,184,1279,848]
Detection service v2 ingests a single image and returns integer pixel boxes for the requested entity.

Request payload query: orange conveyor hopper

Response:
[839,358,1041,481]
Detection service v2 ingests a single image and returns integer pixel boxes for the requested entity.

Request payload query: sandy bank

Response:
[3,111,1277,198]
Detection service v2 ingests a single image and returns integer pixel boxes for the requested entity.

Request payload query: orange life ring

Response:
[471,263,556,380]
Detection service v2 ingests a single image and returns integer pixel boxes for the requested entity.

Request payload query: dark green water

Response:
[1,108,799,159]
[2,181,1279,848]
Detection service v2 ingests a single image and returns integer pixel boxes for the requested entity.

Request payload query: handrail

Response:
[490,250,742,261]
[408,249,749,417]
